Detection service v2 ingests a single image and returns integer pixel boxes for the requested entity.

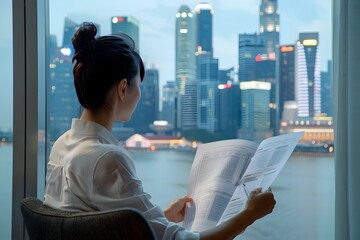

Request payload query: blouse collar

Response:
[71,118,120,146]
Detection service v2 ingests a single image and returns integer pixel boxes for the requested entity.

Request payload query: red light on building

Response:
[218,83,232,90]
[117,17,124,22]
[280,46,294,52]
[255,54,263,62]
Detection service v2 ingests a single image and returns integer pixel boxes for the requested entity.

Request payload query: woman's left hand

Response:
[164,196,193,223]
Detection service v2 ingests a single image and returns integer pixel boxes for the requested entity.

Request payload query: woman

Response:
[44,22,276,240]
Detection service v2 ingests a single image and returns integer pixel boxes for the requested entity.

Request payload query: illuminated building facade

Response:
[279,116,334,146]
[239,81,272,141]
[259,0,280,55]
[111,16,139,51]
[240,81,271,129]
[175,5,197,130]
[295,32,321,117]
[126,134,192,150]
[238,33,266,81]
[279,45,295,119]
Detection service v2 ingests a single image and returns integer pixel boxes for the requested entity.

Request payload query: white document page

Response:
[183,139,259,231]
[218,131,304,224]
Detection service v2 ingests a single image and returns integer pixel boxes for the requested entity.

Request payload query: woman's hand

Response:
[164,196,193,223]
[244,188,276,223]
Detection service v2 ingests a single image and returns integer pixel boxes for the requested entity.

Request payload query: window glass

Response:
[48,1,333,239]
[0,0,13,239]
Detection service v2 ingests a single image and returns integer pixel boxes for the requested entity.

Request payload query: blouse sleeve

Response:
[91,150,199,240]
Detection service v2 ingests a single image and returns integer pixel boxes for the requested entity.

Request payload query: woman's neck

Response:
[80,108,114,132]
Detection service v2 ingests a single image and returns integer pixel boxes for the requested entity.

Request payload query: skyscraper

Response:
[111,16,140,51]
[239,81,271,141]
[259,0,280,55]
[321,60,333,116]
[255,53,277,130]
[49,18,82,141]
[279,45,295,120]
[238,33,266,81]
[197,54,219,133]
[218,82,241,138]
[218,67,239,137]
[295,32,321,117]
[195,3,213,55]
[48,45,80,141]
[175,5,197,130]
[161,81,177,126]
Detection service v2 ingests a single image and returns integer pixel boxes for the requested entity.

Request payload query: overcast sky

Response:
[1,0,332,131]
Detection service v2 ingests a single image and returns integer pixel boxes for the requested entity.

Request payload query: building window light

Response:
[265,6,274,14]
[266,24,274,32]
[180,29,188,34]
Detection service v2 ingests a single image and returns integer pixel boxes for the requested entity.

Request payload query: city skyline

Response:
[0,0,332,131]
[49,1,331,76]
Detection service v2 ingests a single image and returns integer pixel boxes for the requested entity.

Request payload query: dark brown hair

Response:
[72,22,144,110]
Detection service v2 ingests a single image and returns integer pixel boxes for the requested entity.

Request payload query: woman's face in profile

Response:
[116,70,141,122]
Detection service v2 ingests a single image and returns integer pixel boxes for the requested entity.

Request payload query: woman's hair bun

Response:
[72,22,97,55]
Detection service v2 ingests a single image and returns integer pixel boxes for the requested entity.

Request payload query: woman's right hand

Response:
[200,188,276,240]
[243,188,276,223]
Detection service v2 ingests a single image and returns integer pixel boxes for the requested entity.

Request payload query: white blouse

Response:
[44,119,199,240]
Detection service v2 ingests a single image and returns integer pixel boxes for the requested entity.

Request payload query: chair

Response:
[21,197,156,240]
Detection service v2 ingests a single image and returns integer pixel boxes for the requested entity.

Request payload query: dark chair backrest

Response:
[21,197,156,240]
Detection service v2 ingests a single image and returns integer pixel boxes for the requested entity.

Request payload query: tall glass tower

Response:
[197,54,219,133]
[161,81,177,126]
[111,16,140,51]
[195,3,213,55]
[238,33,266,81]
[321,60,333,117]
[295,32,321,117]
[279,45,296,120]
[240,81,271,130]
[259,0,280,55]
[239,81,271,141]
[175,5,197,130]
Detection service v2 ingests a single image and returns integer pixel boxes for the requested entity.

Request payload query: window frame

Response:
[12,0,47,239]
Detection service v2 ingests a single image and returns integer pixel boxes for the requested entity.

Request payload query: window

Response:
[3,0,335,239]
[47,2,333,239]
[0,1,13,239]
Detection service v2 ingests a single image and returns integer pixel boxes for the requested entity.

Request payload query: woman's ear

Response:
[117,78,127,101]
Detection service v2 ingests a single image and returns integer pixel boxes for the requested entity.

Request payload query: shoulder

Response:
[93,146,137,176]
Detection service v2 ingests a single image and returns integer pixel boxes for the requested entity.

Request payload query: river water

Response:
[0,145,334,240]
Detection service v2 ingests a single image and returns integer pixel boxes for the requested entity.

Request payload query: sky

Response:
[1,0,332,131]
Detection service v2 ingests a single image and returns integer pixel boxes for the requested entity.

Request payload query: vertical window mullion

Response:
[12,0,40,239]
